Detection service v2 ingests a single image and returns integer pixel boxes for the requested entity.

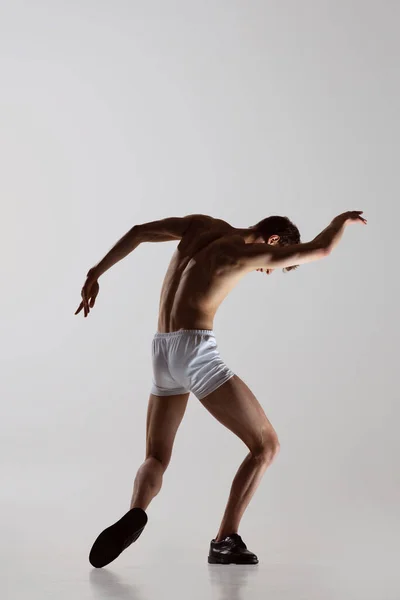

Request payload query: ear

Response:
[267,234,280,245]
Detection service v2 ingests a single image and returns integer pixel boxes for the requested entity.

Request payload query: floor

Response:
[4,549,399,600]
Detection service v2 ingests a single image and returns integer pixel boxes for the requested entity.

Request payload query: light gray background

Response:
[1,1,399,598]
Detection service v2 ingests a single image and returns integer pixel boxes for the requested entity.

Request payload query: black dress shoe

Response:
[89,507,148,568]
[208,533,259,565]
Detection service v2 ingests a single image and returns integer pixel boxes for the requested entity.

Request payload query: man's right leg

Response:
[199,374,280,543]
[89,391,189,568]
[130,391,190,510]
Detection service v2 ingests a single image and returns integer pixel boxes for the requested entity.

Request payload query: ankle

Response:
[130,503,147,511]
[215,530,238,542]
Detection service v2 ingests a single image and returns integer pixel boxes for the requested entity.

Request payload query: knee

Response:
[147,452,170,472]
[251,432,280,464]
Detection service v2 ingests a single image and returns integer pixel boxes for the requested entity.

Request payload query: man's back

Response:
[157,215,245,332]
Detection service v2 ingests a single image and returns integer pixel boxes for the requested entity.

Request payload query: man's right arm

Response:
[236,211,367,271]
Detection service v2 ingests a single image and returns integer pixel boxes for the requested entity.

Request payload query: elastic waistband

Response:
[154,329,214,338]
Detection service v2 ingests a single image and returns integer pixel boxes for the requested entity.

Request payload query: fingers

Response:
[82,290,89,317]
[347,211,367,225]
[74,293,90,317]
[89,283,99,309]
[75,297,95,316]
[76,277,100,317]
[354,212,367,224]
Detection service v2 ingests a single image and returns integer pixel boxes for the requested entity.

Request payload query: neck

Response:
[233,227,263,244]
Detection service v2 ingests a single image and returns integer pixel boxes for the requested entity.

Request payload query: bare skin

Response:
[76,210,366,542]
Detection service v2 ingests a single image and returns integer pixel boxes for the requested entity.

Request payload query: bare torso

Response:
[157,215,247,332]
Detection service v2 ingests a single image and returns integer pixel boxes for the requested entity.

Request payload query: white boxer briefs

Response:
[150,329,235,400]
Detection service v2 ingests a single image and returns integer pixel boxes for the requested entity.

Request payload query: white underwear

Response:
[150,329,235,400]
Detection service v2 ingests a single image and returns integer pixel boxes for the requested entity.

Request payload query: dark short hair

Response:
[251,215,301,272]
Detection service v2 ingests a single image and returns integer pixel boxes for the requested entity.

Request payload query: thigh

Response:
[145,392,190,469]
[199,374,278,453]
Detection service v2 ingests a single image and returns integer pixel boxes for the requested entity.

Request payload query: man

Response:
[75,210,367,567]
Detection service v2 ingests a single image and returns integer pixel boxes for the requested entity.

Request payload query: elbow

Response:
[131,224,145,244]
[314,241,331,258]
[320,245,331,258]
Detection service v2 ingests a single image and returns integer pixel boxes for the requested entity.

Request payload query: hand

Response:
[334,211,368,226]
[75,268,100,318]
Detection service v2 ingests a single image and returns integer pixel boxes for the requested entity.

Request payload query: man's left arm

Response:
[75,214,202,317]
[92,215,200,278]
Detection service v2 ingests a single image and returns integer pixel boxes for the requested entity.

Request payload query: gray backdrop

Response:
[1,0,399,597]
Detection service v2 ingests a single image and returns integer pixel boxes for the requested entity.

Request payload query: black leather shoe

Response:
[208,533,259,565]
[89,507,148,568]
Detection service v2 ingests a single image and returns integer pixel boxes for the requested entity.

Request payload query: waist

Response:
[158,302,215,334]
[154,329,214,338]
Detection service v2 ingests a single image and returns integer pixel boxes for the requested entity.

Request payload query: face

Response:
[255,234,279,275]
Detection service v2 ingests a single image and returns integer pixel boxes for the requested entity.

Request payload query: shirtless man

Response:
[75,210,367,567]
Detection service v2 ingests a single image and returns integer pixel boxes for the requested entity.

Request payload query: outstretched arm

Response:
[237,211,367,271]
[92,215,197,279]
[75,214,201,317]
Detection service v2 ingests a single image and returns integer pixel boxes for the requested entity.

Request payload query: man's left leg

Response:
[89,392,189,567]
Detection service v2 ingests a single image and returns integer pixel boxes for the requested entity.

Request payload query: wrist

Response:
[88,265,102,280]
[332,213,349,227]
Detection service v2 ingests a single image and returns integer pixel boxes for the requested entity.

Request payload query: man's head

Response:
[249,215,301,274]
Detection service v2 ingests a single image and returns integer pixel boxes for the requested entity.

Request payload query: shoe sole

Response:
[208,555,259,565]
[89,508,148,568]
